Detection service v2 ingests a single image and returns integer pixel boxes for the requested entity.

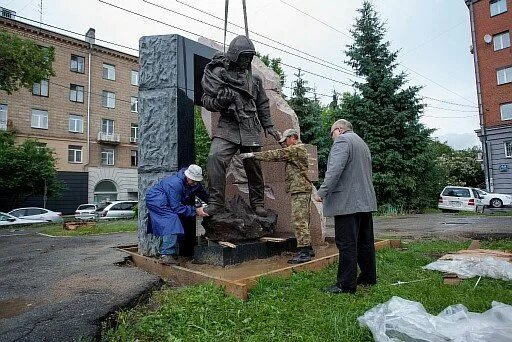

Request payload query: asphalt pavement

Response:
[0,228,160,342]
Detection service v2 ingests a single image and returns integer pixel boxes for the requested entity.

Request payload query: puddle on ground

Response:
[0,298,34,319]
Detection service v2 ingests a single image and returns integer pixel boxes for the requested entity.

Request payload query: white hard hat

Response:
[184,164,203,182]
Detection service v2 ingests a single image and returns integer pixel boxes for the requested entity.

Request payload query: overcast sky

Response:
[4,0,481,147]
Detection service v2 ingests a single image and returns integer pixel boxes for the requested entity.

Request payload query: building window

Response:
[102,63,116,80]
[505,141,512,158]
[69,84,84,103]
[494,31,510,51]
[501,103,512,121]
[32,79,49,97]
[70,55,85,73]
[131,97,138,113]
[0,104,7,131]
[101,119,115,135]
[101,148,115,165]
[102,91,116,108]
[497,66,512,85]
[31,109,48,129]
[131,70,139,86]
[490,0,507,16]
[131,150,138,166]
[130,123,138,143]
[69,114,83,133]
[68,145,82,163]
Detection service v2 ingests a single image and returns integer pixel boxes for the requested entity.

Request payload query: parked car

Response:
[8,207,63,223]
[96,201,137,219]
[476,189,512,208]
[0,212,44,226]
[74,204,98,220]
[438,186,484,212]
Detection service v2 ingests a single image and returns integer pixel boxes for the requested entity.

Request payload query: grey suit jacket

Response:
[317,130,377,216]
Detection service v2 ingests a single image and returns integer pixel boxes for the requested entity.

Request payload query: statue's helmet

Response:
[225,35,256,62]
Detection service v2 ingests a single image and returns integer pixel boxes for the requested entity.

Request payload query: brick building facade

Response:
[0,12,140,213]
[465,0,512,193]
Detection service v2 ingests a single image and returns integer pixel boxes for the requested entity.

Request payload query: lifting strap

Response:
[224,0,229,52]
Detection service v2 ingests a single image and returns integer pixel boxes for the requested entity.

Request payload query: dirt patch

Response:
[0,298,36,319]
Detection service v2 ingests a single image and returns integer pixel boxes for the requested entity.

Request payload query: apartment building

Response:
[0,11,140,213]
[466,0,512,193]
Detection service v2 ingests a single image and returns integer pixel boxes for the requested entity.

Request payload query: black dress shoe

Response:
[324,284,356,294]
[357,278,377,286]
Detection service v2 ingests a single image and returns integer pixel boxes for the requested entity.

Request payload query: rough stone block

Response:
[139,35,178,91]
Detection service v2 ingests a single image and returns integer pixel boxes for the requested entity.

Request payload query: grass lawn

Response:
[40,219,137,236]
[102,239,512,342]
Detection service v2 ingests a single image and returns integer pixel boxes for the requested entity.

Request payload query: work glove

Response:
[239,152,255,160]
[264,126,280,141]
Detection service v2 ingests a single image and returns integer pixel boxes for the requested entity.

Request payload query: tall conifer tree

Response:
[340,2,437,210]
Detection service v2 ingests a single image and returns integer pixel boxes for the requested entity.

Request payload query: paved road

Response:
[326,212,512,240]
[0,228,160,342]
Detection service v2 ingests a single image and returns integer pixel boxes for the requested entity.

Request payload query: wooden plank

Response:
[126,249,248,300]
[218,241,237,249]
[236,239,397,289]
[260,237,287,242]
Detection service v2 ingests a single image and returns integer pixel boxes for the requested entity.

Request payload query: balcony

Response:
[97,131,120,144]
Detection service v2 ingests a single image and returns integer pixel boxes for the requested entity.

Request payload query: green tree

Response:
[0,131,63,211]
[437,146,485,188]
[340,2,436,210]
[0,30,55,94]
[288,70,330,179]
[256,52,285,86]
[194,106,211,178]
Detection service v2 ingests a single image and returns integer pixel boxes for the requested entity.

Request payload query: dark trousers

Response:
[207,137,264,209]
[334,212,376,290]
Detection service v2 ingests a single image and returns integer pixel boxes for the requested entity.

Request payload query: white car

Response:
[74,204,98,220]
[0,212,44,226]
[8,207,63,223]
[96,201,137,219]
[476,190,512,208]
[438,186,484,212]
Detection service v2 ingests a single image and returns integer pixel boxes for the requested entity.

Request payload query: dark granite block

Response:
[193,238,298,266]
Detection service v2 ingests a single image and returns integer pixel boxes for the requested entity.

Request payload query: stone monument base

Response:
[193,237,298,266]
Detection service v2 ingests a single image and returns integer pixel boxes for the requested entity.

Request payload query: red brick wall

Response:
[472,0,512,127]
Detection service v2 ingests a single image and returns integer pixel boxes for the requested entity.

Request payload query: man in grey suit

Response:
[314,119,377,294]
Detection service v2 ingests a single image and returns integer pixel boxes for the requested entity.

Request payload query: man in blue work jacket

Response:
[146,164,209,265]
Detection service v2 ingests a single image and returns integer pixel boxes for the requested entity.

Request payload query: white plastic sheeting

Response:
[423,255,512,280]
[358,296,512,342]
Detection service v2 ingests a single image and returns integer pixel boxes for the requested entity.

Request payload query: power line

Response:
[422,95,478,108]
[274,1,478,106]
[422,114,478,118]
[278,0,352,39]
[164,0,356,75]
[424,104,479,113]
[15,14,139,52]
[14,11,477,110]
[139,0,359,78]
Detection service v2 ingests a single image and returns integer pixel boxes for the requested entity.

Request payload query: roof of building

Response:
[0,14,138,63]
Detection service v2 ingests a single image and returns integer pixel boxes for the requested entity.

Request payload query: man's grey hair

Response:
[330,119,353,134]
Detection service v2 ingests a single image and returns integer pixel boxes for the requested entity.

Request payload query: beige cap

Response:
[184,164,203,182]
[278,128,298,143]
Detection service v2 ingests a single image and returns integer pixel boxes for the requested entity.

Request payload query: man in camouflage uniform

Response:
[241,129,314,264]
